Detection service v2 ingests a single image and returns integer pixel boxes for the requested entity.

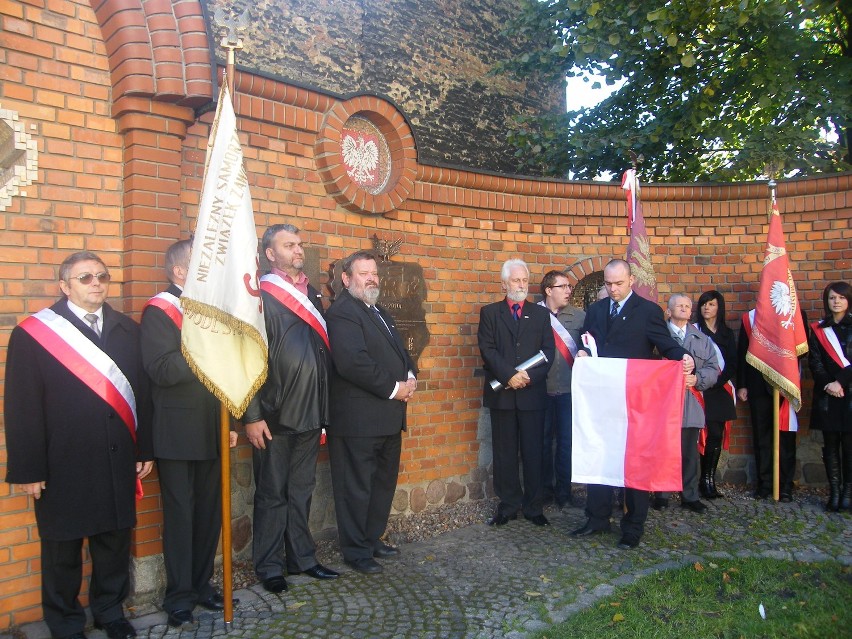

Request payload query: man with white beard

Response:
[478,259,555,527]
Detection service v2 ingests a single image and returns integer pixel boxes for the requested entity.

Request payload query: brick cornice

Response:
[89,0,213,108]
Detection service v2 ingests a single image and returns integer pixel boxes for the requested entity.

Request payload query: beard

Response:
[350,281,381,305]
[506,289,527,303]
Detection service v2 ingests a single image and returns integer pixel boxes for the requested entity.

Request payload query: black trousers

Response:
[328,433,401,562]
[585,484,649,542]
[157,458,221,612]
[41,528,131,638]
[749,392,797,493]
[489,408,545,518]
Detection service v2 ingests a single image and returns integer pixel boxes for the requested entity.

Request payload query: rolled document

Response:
[489,350,550,391]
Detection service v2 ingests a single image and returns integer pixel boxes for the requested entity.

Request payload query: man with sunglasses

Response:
[5,251,153,639]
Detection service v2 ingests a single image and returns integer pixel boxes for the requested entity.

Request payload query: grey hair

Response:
[500,259,529,282]
[667,292,692,311]
[58,251,106,281]
[165,239,192,283]
[261,223,300,252]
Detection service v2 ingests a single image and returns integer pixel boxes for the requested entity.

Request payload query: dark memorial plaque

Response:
[328,238,429,365]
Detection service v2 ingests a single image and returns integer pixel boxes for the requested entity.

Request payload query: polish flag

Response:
[572,357,685,491]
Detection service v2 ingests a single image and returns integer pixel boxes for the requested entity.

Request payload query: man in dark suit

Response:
[478,259,555,527]
[326,250,417,574]
[5,251,153,639]
[244,224,339,592]
[571,259,692,549]
[141,240,236,628]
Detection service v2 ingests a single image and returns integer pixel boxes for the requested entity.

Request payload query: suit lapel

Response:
[607,294,639,338]
[54,300,103,347]
[500,300,519,336]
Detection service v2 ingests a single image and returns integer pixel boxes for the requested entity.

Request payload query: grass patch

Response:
[535,558,851,639]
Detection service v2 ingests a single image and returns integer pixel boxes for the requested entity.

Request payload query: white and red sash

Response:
[538,301,578,365]
[742,311,798,432]
[811,321,851,369]
[20,308,143,496]
[260,274,329,348]
[144,291,183,329]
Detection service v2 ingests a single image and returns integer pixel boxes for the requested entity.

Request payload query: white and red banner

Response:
[745,196,808,412]
[571,357,685,491]
[260,274,329,347]
[181,83,268,419]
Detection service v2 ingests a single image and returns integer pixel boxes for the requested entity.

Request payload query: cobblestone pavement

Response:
[11,493,852,639]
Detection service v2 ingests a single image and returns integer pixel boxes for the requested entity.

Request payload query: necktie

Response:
[674,329,684,345]
[372,306,391,335]
[84,313,101,337]
[609,302,619,321]
[512,303,521,321]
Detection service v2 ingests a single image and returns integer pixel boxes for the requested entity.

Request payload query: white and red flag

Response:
[181,83,268,419]
[745,196,808,412]
[622,169,658,302]
[571,357,685,491]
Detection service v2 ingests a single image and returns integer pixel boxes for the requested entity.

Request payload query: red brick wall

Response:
[0,0,850,629]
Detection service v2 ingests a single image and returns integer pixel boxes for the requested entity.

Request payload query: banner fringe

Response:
[745,351,802,412]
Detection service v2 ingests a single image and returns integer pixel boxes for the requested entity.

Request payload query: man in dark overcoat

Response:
[141,239,234,628]
[5,251,153,639]
[326,250,417,575]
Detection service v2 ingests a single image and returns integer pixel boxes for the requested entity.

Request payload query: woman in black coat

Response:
[808,281,852,511]
[695,290,738,498]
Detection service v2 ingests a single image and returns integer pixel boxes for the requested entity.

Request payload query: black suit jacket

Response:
[5,299,152,540]
[326,289,417,437]
[581,293,687,361]
[478,299,555,410]
[141,284,219,460]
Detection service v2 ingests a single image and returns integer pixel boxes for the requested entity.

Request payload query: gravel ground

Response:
[218,483,831,592]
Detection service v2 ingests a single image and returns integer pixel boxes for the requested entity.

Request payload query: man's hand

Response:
[684,373,697,388]
[137,461,154,479]
[507,370,531,390]
[682,354,695,374]
[246,420,273,449]
[393,381,415,402]
[825,381,845,398]
[229,430,238,448]
[576,350,588,358]
[737,388,748,402]
[16,481,46,500]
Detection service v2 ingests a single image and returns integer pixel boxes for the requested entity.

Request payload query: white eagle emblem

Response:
[342,134,379,185]
[770,280,795,329]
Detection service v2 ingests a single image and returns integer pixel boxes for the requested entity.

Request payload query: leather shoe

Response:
[197,591,239,610]
[262,575,288,593]
[652,497,669,510]
[570,523,608,537]
[779,492,793,503]
[166,609,195,629]
[300,564,340,579]
[94,618,136,639]
[617,537,639,550]
[345,557,383,574]
[487,512,517,526]
[681,499,707,513]
[374,542,400,558]
[754,488,770,500]
[525,514,550,526]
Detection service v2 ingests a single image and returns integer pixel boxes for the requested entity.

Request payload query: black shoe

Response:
[651,497,669,510]
[487,512,517,526]
[570,523,609,537]
[262,575,288,593]
[197,591,239,610]
[166,609,195,629]
[754,488,771,500]
[617,537,639,549]
[345,557,383,574]
[525,514,550,526]
[374,542,400,558]
[94,618,136,639]
[60,633,87,639]
[681,500,708,513]
[779,492,793,503]
[300,564,340,579]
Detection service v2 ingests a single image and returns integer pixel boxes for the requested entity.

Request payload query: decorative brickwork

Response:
[0,0,850,629]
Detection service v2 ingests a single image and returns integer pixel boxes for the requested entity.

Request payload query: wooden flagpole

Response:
[772,388,780,501]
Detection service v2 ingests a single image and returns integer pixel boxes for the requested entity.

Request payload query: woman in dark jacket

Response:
[695,290,738,498]
[808,281,852,511]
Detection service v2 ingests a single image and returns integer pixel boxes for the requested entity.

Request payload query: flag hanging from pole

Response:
[622,169,658,302]
[181,83,268,418]
[571,358,684,491]
[745,194,808,412]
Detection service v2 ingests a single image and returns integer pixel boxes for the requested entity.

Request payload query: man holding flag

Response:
[571,259,693,549]
[738,186,808,502]
[538,270,585,509]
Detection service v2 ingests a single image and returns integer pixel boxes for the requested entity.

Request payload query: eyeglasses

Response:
[550,284,571,290]
[69,272,111,285]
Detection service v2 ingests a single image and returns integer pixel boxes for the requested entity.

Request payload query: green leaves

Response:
[496,0,852,181]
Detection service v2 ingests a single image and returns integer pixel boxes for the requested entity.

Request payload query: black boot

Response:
[841,446,852,511]
[699,453,712,498]
[707,445,723,499]
[823,446,841,512]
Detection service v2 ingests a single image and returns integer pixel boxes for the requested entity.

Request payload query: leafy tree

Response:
[496,0,851,181]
